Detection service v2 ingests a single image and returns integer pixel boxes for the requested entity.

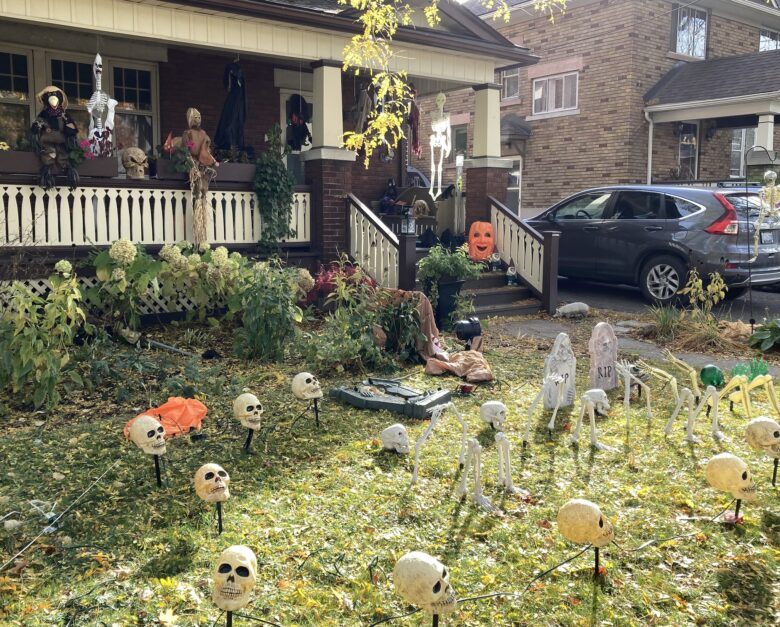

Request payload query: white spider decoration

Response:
[615,361,652,426]
[495,432,529,496]
[571,389,615,452]
[456,438,497,513]
[410,403,468,486]
[663,387,700,443]
[522,373,565,445]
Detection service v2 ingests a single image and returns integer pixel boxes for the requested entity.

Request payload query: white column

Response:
[472,83,502,158]
[757,114,774,152]
[312,60,343,149]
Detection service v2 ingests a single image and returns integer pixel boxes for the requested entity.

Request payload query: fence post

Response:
[397,231,417,291]
[542,231,559,313]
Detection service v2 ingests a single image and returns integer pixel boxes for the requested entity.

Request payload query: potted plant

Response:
[214,146,257,183]
[69,138,119,178]
[155,142,190,180]
[417,243,481,328]
[0,137,41,174]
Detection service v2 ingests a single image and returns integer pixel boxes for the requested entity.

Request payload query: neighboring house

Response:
[413,0,780,216]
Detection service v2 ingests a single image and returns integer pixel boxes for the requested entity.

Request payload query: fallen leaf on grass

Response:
[158,608,177,626]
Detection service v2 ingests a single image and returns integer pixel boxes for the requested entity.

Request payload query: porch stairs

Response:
[463,271,543,319]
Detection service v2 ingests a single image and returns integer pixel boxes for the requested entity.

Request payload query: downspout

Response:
[644,109,654,184]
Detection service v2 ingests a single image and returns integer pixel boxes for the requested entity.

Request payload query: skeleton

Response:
[557,499,614,547]
[522,373,565,445]
[749,170,780,262]
[122,147,148,179]
[615,361,652,426]
[381,423,410,454]
[746,416,780,458]
[637,360,680,403]
[588,322,618,391]
[194,463,230,503]
[693,385,724,441]
[663,350,701,400]
[480,400,507,431]
[495,432,528,495]
[663,387,700,442]
[544,332,576,409]
[723,374,780,420]
[553,302,590,319]
[86,54,117,157]
[705,453,757,501]
[212,545,257,612]
[393,551,457,616]
[232,392,264,430]
[711,374,750,419]
[456,438,496,513]
[292,372,323,400]
[428,92,451,199]
[571,389,615,451]
[128,415,166,455]
[410,403,468,485]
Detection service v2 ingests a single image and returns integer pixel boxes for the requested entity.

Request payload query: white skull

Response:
[121,147,148,180]
[393,551,457,615]
[381,423,409,454]
[706,453,757,501]
[746,416,780,459]
[480,400,507,430]
[584,388,611,414]
[128,415,166,455]
[212,545,257,612]
[292,372,322,400]
[557,499,614,547]
[232,392,264,430]
[194,463,230,503]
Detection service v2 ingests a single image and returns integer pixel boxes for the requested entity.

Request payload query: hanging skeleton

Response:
[429,92,451,199]
[456,438,496,513]
[182,108,218,248]
[86,54,117,157]
[749,170,780,262]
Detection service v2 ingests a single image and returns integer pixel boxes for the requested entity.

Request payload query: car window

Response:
[611,191,664,220]
[552,192,612,220]
[724,193,762,217]
[665,195,702,219]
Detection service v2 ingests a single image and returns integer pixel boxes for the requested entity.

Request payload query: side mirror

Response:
[546,212,557,222]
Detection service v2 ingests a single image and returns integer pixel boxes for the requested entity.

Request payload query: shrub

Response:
[255,124,295,251]
[749,319,780,352]
[417,244,481,309]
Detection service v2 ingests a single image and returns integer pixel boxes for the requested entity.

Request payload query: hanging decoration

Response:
[30,86,79,189]
[214,59,248,151]
[286,94,313,151]
[86,53,117,157]
[429,92,451,199]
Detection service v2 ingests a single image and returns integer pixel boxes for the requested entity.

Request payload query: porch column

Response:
[465,83,513,226]
[302,60,356,261]
[757,114,775,152]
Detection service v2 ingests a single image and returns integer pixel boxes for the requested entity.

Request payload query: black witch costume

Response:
[30,86,79,190]
[214,62,247,150]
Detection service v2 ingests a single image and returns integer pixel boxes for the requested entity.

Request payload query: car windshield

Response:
[724,193,763,218]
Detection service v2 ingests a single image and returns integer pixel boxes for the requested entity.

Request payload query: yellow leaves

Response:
[158,608,178,626]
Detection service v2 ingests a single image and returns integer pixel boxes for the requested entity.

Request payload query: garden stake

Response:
[217,501,223,534]
[226,611,232,627]
[594,547,599,578]
[773,458,778,487]
[432,615,439,627]
[154,454,162,487]
[313,398,321,428]
[243,429,254,452]
[734,499,742,521]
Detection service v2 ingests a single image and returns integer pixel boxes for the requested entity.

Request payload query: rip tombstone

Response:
[589,322,618,391]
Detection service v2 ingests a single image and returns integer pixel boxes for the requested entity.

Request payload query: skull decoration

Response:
[232,392,264,430]
[381,423,410,454]
[584,388,611,414]
[194,463,230,503]
[393,551,457,615]
[212,545,257,612]
[746,416,780,459]
[706,453,757,501]
[128,415,166,455]
[557,499,614,547]
[292,372,322,400]
[121,147,148,179]
[480,400,507,431]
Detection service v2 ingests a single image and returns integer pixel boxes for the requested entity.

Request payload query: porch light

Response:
[400,207,416,235]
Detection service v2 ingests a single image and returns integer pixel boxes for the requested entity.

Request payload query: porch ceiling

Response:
[645,93,780,123]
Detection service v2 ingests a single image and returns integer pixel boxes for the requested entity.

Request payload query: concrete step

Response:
[474,298,544,319]
[463,271,507,290]
[463,284,532,306]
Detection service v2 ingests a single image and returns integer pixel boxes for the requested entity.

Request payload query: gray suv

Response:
[525,185,780,305]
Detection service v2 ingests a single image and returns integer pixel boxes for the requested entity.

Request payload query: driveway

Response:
[557,277,780,320]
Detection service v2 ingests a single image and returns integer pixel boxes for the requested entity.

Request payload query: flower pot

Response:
[435,278,465,329]
[0,150,40,174]
[78,156,118,178]
[155,158,186,180]
[216,162,256,183]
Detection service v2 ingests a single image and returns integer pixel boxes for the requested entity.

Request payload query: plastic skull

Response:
[232,392,264,430]
[212,545,257,611]
[706,453,757,501]
[557,499,614,547]
[194,463,230,503]
[584,388,611,414]
[480,400,507,430]
[292,372,322,400]
[121,147,148,180]
[381,423,409,454]
[746,416,780,459]
[128,415,166,455]
[393,551,457,615]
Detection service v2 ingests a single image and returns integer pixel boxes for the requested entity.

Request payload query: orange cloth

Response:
[124,397,208,440]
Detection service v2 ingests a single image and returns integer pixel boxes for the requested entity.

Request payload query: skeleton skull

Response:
[557,499,614,547]
[393,551,457,615]
[381,423,410,454]
[746,416,780,459]
[232,392,264,430]
[706,453,757,501]
[584,389,611,414]
[128,415,166,455]
[480,400,507,430]
[194,463,230,503]
[292,372,322,400]
[122,147,148,180]
[212,545,257,611]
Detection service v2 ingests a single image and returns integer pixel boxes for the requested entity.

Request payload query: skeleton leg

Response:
[435,146,445,199]
[683,395,700,443]
[495,432,529,496]
[637,360,679,403]
[429,140,437,198]
[663,350,701,400]
[523,386,545,445]
[547,377,566,433]
[456,439,474,499]
[470,440,496,512]
[589,401,616,452]
[763,376,780,416]
[410,403,448,486]
[571,399,587,445]
[695,386,723,441]
[449,403,469,469]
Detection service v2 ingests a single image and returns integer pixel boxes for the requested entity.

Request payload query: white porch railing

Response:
[0,182,310,247]
[347,194,400,289]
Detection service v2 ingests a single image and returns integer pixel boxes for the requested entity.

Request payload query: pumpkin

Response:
[468,221,495,261]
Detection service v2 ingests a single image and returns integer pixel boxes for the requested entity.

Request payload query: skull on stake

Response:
[393,551,457,615]
[381,423,410,454]
[128,415,166,455]
[212,545,257,612]
[557,499,614,547]
[194,463,230,503]
[232,392,264,430]
[121,147,148,179]
[706,453,757,500]
[746,416,780,459]
[480,400,507,430]
[292,372,323,400]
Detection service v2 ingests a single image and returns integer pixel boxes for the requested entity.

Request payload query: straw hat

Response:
[36,86,69,109]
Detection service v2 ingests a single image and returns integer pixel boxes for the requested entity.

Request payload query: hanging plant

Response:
[255,124,296,252]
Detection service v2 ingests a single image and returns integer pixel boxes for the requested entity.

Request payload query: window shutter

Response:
[669,4,679,53]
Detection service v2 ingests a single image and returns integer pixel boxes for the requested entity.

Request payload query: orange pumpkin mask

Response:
[468,221,495,261]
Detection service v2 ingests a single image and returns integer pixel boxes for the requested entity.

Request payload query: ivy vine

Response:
[255,124,296,252]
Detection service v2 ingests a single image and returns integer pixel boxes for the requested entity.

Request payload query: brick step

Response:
[463,271,507,290]
[474,298,544,319]
[463,284,532,306]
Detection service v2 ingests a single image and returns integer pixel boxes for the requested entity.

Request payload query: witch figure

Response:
[214,61,247,151]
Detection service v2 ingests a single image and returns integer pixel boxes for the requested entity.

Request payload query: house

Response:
[412,0,780,216]
[0,0,560,311]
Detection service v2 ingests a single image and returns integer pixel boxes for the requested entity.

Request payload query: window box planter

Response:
[78,156,118,178]
[216,162,256,183]
[0,151,40,174]
[155,158,187,180]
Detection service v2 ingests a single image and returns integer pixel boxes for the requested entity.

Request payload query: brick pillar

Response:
[304,155,353,260]
[465,165,511,223]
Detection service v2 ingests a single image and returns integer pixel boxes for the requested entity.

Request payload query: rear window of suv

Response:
[665,195,702,219]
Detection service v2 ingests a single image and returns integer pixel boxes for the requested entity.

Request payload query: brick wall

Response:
[305,158,352,260]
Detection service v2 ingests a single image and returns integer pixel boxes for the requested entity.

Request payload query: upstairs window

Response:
[672,6,708,58]
[500,67,520,100]
[0,50,30,149]
[532,72,577,115]
[451,125,467,162]
[760,29,780,51]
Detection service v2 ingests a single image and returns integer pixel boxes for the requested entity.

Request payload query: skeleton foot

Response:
[712,430,726,442]
[592,440,617,452]
[683,433,701,444]
[473,494,497,513]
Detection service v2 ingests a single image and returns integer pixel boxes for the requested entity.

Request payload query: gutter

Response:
[645,90,780,113]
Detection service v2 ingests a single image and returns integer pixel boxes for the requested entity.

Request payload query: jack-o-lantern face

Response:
[468,221,495,261]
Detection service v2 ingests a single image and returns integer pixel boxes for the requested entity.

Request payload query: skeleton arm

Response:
[637,360,679,402]
[616,361,652,419]
[410,403,466,486]
[662,350,701,399]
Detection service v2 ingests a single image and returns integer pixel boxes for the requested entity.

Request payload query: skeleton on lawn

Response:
[571,389,615,451]
[663,387,699,442]
[750,170,780,262]
[495,432,528,496]
[410,403,468,486]
[544,332,576,409]
[615,361,652,428]
[429,92,451,200]
[457,437,497,513]
[86,53,117,157]
[522,372,566,445]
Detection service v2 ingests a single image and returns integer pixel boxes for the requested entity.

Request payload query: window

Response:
[730,128,755,178]
[532,72,577,115]
[451,125,467,162]
[552,192,612,220]
[505,158,522,214]
[677,122,698,180]
[113,65,154,153]
[673,6,708,58]
[665,195,703,219]
[760,29,780,51]
[500,68,520,100]
[50,58,93,103]
[0,50,30,148]
[611,192,664,220]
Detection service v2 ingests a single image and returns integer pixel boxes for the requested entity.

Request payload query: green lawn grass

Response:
[0,331,778,626]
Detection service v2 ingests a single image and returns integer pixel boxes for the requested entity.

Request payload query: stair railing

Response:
[488,196,559,312]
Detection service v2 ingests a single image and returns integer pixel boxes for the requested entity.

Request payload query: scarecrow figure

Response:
[30,86,79,189]
[182,108,218,248]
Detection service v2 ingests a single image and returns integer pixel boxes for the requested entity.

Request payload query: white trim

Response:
[526,108,580,122]
[464,157,514,169]
[531,71,578,116]
[500,67,520,100]
[300,147,356,162]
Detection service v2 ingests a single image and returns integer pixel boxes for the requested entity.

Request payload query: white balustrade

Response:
[348,197,400,289]
[490,200,544,294]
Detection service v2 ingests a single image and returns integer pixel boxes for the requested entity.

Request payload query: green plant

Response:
[448,292,475,329]
[649,304,682,341]
[749,319,780,352]
[416,244,481,309]
[678,268,727,318]
[376,294,425,364]
[172,142,195,174]
[255,124,295,251]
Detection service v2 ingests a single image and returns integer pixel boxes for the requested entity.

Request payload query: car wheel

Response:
[639,255,688,305]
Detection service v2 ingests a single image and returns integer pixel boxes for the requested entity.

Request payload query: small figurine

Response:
[30,86,79,189]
